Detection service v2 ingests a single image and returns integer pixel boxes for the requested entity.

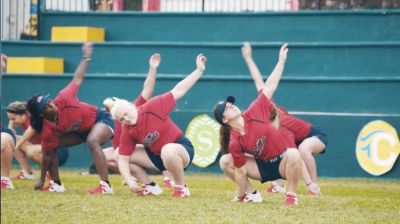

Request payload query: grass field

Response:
[1,170,399,224]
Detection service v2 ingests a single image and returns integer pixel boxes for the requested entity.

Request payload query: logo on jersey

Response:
[252,135,266,158]
[69,119,82,131]
[185,114,220,168]
[143,131,160,148]
[356,120,400,176]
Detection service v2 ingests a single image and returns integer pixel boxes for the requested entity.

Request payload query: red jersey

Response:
[112,95,147,149]
[41,82,98,151]
[119,92,183,156]
[230,93,288,168]
[22,114,42,144]
[274,104,312,142]
[279,126,296,148]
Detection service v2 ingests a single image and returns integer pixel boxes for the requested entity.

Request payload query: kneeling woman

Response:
[214,43,302,205]
[7,101,69,180]
[111,54,206,198]
[27,43,114,194]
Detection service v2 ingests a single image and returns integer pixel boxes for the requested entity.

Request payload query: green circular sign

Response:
[185,114,221,168]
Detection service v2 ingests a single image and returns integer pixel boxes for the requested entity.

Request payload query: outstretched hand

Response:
[196,54,207,72]
[241,42,252,60]
[149,53,161,68]
[82,42,93,58]
[279,43,289,63]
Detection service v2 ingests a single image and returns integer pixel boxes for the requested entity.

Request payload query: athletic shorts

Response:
[73,109,115,142]
[255,150,286,183]
[1,127,16,145]
[56,147,70,167]
[95,109,115,134]
[308,126,328,153]
[145,136,194,172]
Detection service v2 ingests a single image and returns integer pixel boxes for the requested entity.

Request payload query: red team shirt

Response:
[274,103,312,143]
[229,93,288,168]
[112,95,147,149]
[41,82,98,151]
[22,114,42,144]
[119,92,183,156]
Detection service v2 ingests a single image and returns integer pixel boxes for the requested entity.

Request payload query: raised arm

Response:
[242,42,264,91]
[171,54,206,101]
[262,43,288,99]
[141,53,160,100]
[72,42,93,86]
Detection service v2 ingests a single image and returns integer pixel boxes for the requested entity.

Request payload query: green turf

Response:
[1,170,399,224]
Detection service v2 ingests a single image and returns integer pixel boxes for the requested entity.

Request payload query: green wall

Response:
[39,11,400,42]
[3,41,399,77]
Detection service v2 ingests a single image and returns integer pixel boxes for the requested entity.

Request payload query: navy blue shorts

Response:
[73,109,115,142]
[307,126,328,154]
[1,127,16,145]
[95,109,115,133]
[56,147,70,167]
[255,150,286,183]
[145,136,194,172]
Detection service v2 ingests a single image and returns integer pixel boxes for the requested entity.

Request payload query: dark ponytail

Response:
[27,96,43,133]
[219,125,231,154]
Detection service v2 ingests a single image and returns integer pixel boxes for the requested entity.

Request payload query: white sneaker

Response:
[14,170,36,180]
[244,190,263,203]
[88,180,113,194]
[136,183,163,196]
[266,182,286,193]
[172,185,190,198]
[44,180,65,192]
[1,177,14,190]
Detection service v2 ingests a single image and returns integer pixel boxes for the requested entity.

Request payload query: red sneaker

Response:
[284,192,298,206]
[88,181,113,195]
[1,177,14,190]
[172,185,190,198]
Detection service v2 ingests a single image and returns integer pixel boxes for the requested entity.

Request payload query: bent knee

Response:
[219,154,233,169]
[160,144,177,160]
[286,148,301,164]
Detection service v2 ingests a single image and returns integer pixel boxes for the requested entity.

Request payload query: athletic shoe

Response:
[266,182,286,193]
[244,190,263,203]
[162,178,175,188]
[88,180,113,194]
[172,185,190,198]
[136,183,163,196]
[43,180,65,192]
[13,170,36,180]
[1,177,14,190]
[306,183,321,196]
[284,192,298,206]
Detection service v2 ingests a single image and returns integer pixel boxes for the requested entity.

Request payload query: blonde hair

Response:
[110,99,133,120]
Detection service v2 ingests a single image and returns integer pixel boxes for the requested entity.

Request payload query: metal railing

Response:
[1,0,399,40]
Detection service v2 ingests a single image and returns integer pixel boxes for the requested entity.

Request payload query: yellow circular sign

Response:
[185,114,221,168]
[356,120,400,176]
